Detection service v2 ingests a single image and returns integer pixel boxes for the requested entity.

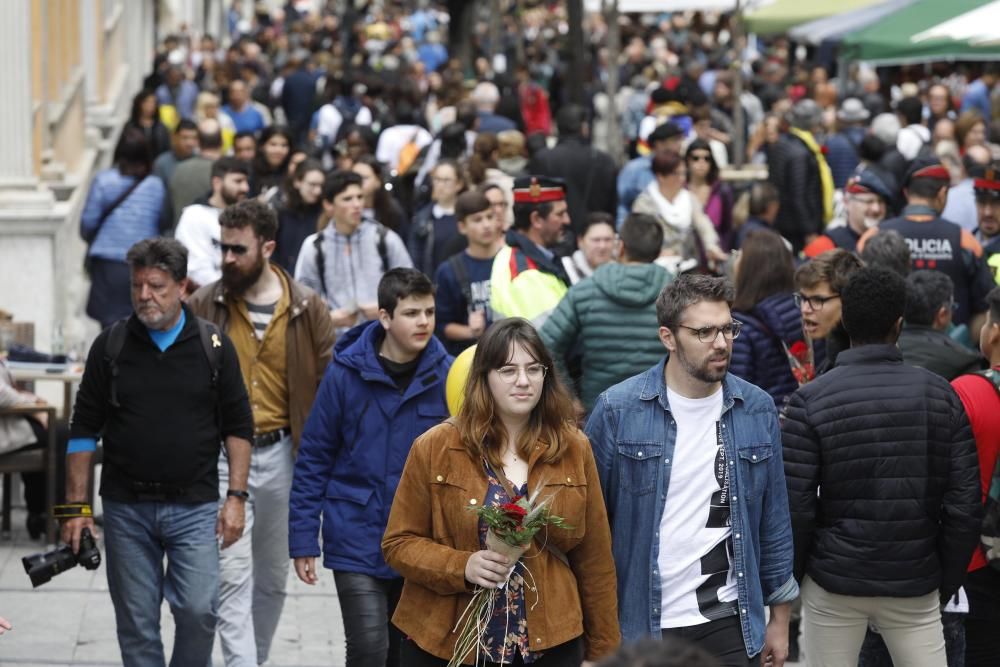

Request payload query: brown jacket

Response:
[382,422,620,663]
[187,264,336,453]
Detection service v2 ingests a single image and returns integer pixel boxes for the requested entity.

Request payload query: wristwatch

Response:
[226,489,250,500]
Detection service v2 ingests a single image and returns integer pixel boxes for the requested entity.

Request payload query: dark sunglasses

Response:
[220,243,249,256]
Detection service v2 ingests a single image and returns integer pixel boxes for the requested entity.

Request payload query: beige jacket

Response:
[0,363,37,453]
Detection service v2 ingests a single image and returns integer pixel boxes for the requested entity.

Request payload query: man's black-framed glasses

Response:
[677,320,743,343]
[794,292,840,311]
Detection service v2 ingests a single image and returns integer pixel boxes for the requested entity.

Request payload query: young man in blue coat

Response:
[288,268,452,667]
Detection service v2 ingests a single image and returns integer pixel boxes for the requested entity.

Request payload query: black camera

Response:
[22,527,102,588]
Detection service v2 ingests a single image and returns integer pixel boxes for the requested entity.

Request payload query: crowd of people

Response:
[3,2,1000,667]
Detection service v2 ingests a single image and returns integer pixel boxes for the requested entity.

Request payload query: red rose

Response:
[501,503,528,522]
[789,341,809,360]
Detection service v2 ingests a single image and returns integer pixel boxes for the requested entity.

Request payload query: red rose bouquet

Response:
[448,491,571,667]
[783,338,816,386]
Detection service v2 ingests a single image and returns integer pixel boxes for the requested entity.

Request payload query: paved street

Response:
[0,506,346,667]
[0,505,808,666]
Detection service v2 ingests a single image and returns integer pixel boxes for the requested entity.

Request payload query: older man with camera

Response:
[63,237,253,667]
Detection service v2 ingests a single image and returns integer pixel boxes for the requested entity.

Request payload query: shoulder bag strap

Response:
[85,176,145,244]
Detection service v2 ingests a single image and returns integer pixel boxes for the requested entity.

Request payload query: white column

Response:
[0,0,36,187]
[81,0,99,105]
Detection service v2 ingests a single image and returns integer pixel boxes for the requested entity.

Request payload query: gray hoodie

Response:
[294,220,413,332]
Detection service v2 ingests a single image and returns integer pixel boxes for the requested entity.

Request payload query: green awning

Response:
[743,0,883,36]
[840,0,1000,64]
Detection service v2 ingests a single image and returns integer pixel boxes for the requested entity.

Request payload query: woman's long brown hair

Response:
[455,318,576,472]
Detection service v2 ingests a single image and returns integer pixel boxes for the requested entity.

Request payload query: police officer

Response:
[972,164,1000,285]
[490,176,572,326]
[862,158,995,336]
[804,169,892,257]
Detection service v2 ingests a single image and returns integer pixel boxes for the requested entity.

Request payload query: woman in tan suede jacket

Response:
[383,318,620,666]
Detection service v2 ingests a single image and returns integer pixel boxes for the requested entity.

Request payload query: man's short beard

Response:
[221,186,245,206]
[673,337,730,384]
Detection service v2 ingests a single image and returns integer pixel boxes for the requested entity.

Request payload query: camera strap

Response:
[53,503,93,520]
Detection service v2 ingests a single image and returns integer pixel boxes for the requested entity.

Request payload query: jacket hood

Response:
[592,262,671,307]
[750,293,803,344]
[334,320,450,389]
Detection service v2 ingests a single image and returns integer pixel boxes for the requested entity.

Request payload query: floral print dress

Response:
[477,464,539,664]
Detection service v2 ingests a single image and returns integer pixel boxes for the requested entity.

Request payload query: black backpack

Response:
[104,317,223,411]
[971,368,1000,570]
[312,224,390,299]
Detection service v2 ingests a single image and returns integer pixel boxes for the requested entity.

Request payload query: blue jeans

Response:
[103,499,220,667]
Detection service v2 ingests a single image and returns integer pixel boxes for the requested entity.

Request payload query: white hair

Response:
[871,113,901,145]
[471,82,501,112]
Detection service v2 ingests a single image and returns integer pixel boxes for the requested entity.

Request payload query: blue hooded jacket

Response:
[288,320,453,578]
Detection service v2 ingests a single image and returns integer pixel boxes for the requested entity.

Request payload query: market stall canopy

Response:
[787,0,916,47]
[743,0,884,36]
[840,0,1000,64]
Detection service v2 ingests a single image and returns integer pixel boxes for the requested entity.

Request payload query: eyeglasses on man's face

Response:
[494,364,547,383]
[794,292,840,311]
[676,321,742,343]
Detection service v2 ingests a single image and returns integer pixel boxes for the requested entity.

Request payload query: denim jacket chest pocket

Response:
[616,442,662,495]
[736,443,773,500]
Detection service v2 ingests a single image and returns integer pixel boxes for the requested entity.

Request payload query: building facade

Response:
[0,0,229,357]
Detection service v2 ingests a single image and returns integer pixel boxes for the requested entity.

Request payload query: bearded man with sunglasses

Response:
[586,274,797,667]
[188,199,336,666]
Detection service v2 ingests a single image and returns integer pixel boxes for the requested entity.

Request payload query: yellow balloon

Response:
[446,345,477,416]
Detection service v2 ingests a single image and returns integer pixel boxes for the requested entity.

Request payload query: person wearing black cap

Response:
[528,105,618,237]
[617,121,686,225]
[973,165,1000,284]
[803,170,891,258]
[860,157,995,338]
[490,176,571,325]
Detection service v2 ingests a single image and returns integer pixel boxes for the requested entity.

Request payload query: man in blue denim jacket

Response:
[586,274,798,667]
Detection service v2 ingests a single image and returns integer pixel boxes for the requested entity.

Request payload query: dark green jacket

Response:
[540,262,672,411]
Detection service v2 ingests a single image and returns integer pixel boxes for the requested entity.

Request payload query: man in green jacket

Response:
[541,213,673,411]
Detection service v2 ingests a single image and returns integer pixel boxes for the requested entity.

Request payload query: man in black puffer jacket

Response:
[782,266,982,667]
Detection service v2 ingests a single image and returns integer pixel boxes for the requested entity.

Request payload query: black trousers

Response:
[400,636,583,667]
[333,571,404,667]
[662,615,755,667]
[965,566,1000,667]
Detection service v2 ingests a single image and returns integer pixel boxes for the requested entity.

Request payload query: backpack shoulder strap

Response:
[195,317,224,385]
[375,222,390,272]
[313,233,327,297]
[447,253,473,305]
[195,316,225,438]
[103,318,130,408]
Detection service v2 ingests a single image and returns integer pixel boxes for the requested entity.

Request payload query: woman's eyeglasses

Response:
[494,364,547,383]
[793,293,840,311]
